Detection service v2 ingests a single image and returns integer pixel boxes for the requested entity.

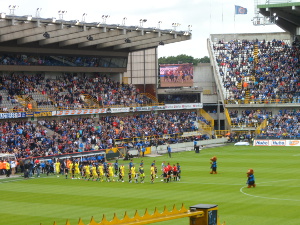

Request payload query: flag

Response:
[235,5,247,14]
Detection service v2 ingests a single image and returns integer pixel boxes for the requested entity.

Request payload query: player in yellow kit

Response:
[131,165,138,183]
[118,164,125,182]
[98,163,104,182]
[85,163,91,181]
[74,161,80,179]
[150,164,155,184]
[90,164,96,181]
[55,160,61,177]
[107,164,115,182]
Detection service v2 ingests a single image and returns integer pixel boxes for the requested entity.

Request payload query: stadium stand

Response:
[0,111,210,159]
[212,38,300,104]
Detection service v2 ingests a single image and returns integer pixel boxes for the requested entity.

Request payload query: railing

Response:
[199,109,215,128]
[140,93,158,103]
[255,118,268,135]
[83,94,99,106]
[46,203,224,225]
[114,132,204,146]
[207,38,226,104]
[224,98,299,104]
[215,130,256,138]
[224,108,231,127]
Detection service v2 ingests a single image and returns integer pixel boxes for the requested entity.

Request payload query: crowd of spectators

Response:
[0,72,151,111]
[229,109,272,127]
[257,109,300,139]
[0,54,65,66]
[0,54,126,68]
[0,111,208,159]
[41,73,149,109]
[213,39,300,103]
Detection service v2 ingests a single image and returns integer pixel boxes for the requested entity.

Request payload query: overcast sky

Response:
[1,0,284,58]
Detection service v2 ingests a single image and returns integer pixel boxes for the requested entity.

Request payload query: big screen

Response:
[159,63,193,87]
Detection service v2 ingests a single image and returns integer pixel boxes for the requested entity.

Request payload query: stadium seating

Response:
[212,39,300,104]
[0,72,152,111]
[0,111,207,158]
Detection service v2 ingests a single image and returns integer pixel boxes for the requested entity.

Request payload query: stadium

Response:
[1,1,300,225]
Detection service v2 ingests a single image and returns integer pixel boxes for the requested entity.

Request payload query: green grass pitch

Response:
[1,144,300,225]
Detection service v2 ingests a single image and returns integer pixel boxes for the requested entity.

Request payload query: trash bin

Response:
[195,146,200,153]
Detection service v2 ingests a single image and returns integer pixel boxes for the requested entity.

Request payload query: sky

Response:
[1,0,284,58]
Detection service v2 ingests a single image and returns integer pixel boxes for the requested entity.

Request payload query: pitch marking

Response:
[240,179,300,202]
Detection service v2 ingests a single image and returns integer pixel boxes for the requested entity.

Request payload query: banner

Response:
[151,105,166,110]
[109,108,130,113]
[135,106,152,112]
[34,111,52,117]
[0,112,26,119]
[53,108,107,116]
[253,139,300,146]
[164,103,203,110]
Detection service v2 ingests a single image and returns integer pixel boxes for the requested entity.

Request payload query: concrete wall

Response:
[124,48,157,85]
[194,63,218,104]
[151,137,228,153]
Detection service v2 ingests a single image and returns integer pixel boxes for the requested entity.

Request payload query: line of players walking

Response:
[52,158,181,184]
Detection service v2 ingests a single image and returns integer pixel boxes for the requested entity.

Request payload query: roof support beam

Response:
[78,29,126,48]
[59,27,105,47]
[39,26,84,45]
[129,35,191,51]
[17,24,64,44]
[114,33,177,50]
[96,30,149,48]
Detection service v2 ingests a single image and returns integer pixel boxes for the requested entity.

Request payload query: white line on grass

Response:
[240,179,300,202]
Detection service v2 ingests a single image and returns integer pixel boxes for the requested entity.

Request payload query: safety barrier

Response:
[224,108,231,128]
[140,92,159,103]
[255,118,267,135]
[224,98,298,104]
[48,203,224,225]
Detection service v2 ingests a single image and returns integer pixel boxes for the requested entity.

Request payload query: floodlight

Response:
[36,8,42,17]
[0,13,6,19]
[139,18,147,27]
[122,17,127,26]
[8,5,19,15]
[102,15,110,24]
[125,38,131,43]
[43,32,50,38]
[58,10,67,20]
[82,13,87,22]
[157,21,162,29]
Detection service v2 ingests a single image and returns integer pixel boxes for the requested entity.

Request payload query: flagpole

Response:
[234,5,236,33]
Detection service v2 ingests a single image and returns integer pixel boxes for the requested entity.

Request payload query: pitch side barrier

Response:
[46,203,225,225]
[28,149,107,163]
[0,103,203,118]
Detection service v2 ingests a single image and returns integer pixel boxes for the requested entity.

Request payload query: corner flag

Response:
[235,5,247,14]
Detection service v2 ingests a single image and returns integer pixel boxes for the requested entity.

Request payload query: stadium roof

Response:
[257,2,300,35]
[0,14,191,55]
